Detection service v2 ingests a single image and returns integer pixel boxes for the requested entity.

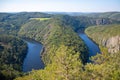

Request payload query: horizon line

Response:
[0,11,120,13]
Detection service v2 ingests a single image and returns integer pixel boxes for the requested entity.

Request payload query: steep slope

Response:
[81,24,120,80]
[19,17,88,65]
[0,12,120,80]
[52,15,119,32]
[85,24,120,53]
[16,13,120,80]
[16,45,84,80]
[81,12,120,21]
[0,35,27,80]
[16,23,120,80]
[0,12,51,35]
[0,12,118,35]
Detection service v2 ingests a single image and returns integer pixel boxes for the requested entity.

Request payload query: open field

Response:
[30,18,51,21]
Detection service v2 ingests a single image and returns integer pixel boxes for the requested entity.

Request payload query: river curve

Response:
[79,33,100,59]
[23,40,44,72]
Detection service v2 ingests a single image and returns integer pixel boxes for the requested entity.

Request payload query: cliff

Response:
[102,35,120,53]
[85,24,120,53]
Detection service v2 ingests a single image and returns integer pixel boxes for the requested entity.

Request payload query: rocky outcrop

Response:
[95,18,111,25]
[90,18,112,25]
[102,35,120,53]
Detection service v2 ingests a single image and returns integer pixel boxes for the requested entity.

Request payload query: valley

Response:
[23,40,44,72]
[79,33,100,58]
[0,12,120,80]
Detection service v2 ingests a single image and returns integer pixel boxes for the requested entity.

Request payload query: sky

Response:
[0,0,120,12]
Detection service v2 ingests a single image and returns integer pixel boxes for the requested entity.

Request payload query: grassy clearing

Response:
[30,18,51,21]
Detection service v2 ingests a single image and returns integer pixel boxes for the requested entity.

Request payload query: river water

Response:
[79,33,100,58]
[23,33,100,72]
[23,40,44,72]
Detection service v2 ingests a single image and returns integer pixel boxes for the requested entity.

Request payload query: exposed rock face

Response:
[89,18,112,26]
[102,36,120,53]
[96,18,111,25]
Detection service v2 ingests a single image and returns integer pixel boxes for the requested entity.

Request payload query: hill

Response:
[17,13,120,80]
[81,12,120,21]
[0,35,27,80]
[19,16,88,64]
[0,12,120,80]
[0,12,51,35]
[85,24,120,53]
[16,22,120,80]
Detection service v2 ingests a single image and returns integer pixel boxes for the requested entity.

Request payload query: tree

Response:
[16,45,83,80]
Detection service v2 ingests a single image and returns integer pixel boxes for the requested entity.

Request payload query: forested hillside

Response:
[0,12,119,35]
[0,12,51,80]
[19,16,88,64]
[0,35,27,80]
[48,15,119,32]
[82,24,120,80]
[0,12,51,35]
[17,21,120,80]
[81,12,120,21]
[85,24,120,53]
[0,12,120,80]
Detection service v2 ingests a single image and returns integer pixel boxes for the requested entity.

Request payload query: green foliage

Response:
[83,24,120,79]
[0,12,51,35]
[52,14,119,32]
[0,35,27,80]
[16,44,120,80]
[81,12,120,21]
[16,45,83,80]
[16,15,89,80]
[83,51,120,80]
[1,12,120,80]
[19,19,51,42]
[0,12,118,35]
[85,24,120,52]
[19,16,88,65]
[85,24,120,39]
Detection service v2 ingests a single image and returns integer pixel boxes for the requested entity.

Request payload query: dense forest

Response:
[0,12,120,80]
[19,16,89,64]
[80,12,120,21]
[0,35,27,80]
[0,12,51,35]
[17,14,120,80]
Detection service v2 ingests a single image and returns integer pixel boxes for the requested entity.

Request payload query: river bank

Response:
[23,40,44,72]
[79,33,100,61]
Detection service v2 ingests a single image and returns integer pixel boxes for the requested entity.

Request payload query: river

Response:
[23,40,44,72]
[23,33,100,72]
[79,33,100,59]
